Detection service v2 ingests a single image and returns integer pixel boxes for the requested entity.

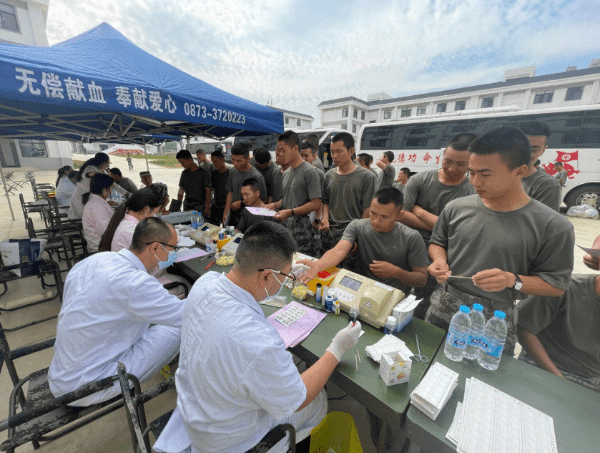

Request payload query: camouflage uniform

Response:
[519,351,600,393]
[319,223,358,272]
[282,215,320,257]
[425,284,518,355]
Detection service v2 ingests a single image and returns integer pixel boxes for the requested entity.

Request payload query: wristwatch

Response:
[512,273,523,291]
[291,208,295,216]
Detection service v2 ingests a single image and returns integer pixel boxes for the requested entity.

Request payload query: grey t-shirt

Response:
[392,182,406,193]
[403,169,475,242]
[376,165,395,190]
[554,169,568,185]
[522,168,562,212]
[430,195,574,308]
[179,167,211,205]
[313,156,325,171]
[517,274,600,378]
[199,161,215,174]
[281,162,322,210]
[117,177,138,194]
[322,166,376,224]
[341,219,430,291]
[254,162,283,202]
[225,166,268,203]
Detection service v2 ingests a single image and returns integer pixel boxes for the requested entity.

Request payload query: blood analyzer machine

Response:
[190,223,221,246]
[221,233,244,253]
[327,269,405,328]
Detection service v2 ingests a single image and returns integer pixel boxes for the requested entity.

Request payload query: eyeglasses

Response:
[145,242,181,252]
[258,268,297,287]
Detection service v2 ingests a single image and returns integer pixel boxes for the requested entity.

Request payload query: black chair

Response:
[117,363,176,453]
[117,362,296,453]
[18,193,47,230]
[0,322,124,453]
[44,197,89,268]
[0,257,63,332]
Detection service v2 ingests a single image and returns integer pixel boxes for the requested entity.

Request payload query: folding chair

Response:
[18,193,47,230]
[0,322,124,453]
[117,363,296,453]
[44,197,89,268]
[0,257,63,332]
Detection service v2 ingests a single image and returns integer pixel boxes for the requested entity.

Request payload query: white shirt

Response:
[176,272,306,453]
[56,177,76,207]
[48,250,184,399]
[82,193,114,252]
[68,165,128,219]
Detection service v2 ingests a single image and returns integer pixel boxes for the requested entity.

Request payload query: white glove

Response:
[326,321,362,362]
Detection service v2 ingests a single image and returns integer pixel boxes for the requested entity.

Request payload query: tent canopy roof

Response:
[0,23,283,144]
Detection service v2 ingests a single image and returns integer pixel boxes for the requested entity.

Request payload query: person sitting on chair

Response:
[48,217,184,406]
[82,174,116,253]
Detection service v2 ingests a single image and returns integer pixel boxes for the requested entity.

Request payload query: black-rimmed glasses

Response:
[146,242,182,252]
[258,268,297,287]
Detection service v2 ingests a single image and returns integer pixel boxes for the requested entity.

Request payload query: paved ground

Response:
[0,156,598,452]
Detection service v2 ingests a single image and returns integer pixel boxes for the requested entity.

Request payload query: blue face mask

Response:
[264,272,286,301]
[155,244,177,269]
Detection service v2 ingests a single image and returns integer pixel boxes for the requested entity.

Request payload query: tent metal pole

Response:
[143,139,150,172]
[0,159,15,220]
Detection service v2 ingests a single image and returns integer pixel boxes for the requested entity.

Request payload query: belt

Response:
[443,282,513,310]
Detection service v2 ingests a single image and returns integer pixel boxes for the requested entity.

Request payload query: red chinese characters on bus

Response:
[408,153,417,163]
[423,152,432,164]
[397,153,405,164]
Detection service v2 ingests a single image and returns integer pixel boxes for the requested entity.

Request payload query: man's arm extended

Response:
[274,198,321,221]
[517,325,564,378]
[299,240,354,283]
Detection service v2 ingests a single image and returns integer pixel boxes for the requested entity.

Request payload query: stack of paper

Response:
[175,248,209,262]
[446,378,558,453]
[365,334,414,362]
[410,362,459,420]
[266,302,327,348]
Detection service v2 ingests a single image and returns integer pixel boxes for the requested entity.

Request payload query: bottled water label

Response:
[481,338,503,357]
[468,336,484,348]
[447,333,467,349]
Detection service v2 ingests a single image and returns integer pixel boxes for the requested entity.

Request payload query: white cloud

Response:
[45,0,600,123]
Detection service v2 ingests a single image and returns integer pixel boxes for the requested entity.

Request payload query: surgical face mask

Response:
[154,244,177,269]
[263,272,286,301]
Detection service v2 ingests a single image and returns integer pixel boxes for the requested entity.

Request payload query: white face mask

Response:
[263,272,286,301]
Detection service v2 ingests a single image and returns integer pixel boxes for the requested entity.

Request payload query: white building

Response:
[0,0,74,170]
[318,61,600,130]
[271,107,313,130]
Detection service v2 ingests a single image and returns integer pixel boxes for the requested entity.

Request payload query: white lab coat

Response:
[48,250,183,406]
[68,165,127,219]
[111,214,189,298]
[56,177,76,207]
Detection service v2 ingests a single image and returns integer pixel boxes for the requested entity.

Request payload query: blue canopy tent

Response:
[0,22,283,218]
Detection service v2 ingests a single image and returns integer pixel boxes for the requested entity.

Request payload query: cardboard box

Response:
[379,351,412,386]
[392,295,421,333]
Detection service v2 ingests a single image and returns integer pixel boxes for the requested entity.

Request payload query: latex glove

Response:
[326,321,362,362]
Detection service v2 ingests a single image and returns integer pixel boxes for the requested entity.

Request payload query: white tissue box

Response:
[393,296,421,333]
[379,351,412,386]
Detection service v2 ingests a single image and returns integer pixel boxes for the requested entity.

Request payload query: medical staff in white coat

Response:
[48,217,184,406]
[99,187,190,298]
[81,173,115,253]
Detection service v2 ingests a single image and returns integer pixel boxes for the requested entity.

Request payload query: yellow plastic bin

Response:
[307,267,340,293]
[309,411,363,453]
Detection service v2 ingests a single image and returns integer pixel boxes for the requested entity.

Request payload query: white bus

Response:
[188,137,234,161]
[235,128,348,166]
[357,105,600,208]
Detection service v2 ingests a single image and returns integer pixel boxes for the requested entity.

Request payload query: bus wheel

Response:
[565,185,600,210]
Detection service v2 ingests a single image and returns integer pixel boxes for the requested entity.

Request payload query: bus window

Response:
[535,112,583,148]
[577,111,600,148]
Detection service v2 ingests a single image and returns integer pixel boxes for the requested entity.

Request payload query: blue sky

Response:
[47,0,600,123]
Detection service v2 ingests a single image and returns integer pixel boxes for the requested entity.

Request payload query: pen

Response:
[205,260,214,270]
[298,300,328,313]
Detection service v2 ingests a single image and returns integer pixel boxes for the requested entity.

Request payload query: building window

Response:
[361,111,365,120]
[352,124,357,133]
[0,3,19,32]
[565,86,584,101]
[383,109,392,120]
[342,108,348,118]
[534,90,554,104]
[455,100,466,111]
[437,103,447,113]
[481,97,494,108]
[353,109,358,118]
[401,108,411,118]
[416,106,427,116]
[297,119,301,127]
[285,117,289,125]
[99,144,109,151]
[341,124,347,130]
[19,140,47,158]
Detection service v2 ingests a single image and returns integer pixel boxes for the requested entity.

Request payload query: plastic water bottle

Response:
[198,213,204,227]
[191,211,199,229]
[478,311,508,371]
[465,303,486,360]
[444,305,471,362]
[384,316,397,335]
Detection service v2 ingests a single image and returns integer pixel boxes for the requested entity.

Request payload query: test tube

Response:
[316,283,322,303]
[348,307,359,325]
